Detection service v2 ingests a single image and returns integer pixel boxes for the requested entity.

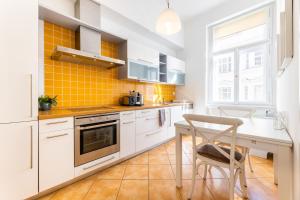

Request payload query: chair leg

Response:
[188,160,197,199]
[203,164,208,180]
[239,167,248,198]
[247,150,254,173]
[208,165,212,171]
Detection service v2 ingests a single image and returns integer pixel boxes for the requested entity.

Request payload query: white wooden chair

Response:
[217,106,255,172]
[183,114,248,200]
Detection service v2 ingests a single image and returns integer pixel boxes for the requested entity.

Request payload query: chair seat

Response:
[197,144,243,164]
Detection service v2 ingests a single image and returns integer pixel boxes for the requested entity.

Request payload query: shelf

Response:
[52,46,125,69]
[159,62,166,65]
[160,72,167,75]
[39,3,125,43]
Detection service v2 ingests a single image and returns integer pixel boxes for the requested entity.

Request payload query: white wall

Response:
[276,0,300,199]
[176,0,272,113]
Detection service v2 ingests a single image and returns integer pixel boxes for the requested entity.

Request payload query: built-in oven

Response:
[74,113,120,166]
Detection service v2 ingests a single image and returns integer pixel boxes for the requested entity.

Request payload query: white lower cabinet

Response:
[0,121,38,200]
[168,106,184,139]
[39,129,74,191]
[120,120,136,158]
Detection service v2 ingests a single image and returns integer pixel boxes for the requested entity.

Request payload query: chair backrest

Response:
[183,114,243,165]
[218,106,255,118]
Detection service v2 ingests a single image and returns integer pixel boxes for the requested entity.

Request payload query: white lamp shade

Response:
[156,8,182,35]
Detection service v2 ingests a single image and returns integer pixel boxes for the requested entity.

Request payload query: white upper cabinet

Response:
[167,55,186,72]
[127,40,159,66]
[0,121,38,200]
[0,0,38,123]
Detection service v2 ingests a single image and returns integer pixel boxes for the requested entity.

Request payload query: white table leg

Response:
[277,146,293,200]
[176,128,182,187]
[273,153,278,185]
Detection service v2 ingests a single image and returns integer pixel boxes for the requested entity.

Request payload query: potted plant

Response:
[38,95,57,111]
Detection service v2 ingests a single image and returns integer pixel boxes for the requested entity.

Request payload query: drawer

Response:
[39,117,74,133]
[136,109,158,118]
[120,111,136,122]
[136,116,160,135]
[74,152,120,177]
[136,130,164,152]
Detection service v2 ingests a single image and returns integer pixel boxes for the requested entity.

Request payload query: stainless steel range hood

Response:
[51,0,125,68]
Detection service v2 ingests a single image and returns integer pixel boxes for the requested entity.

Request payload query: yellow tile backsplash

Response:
[44,22,176,107]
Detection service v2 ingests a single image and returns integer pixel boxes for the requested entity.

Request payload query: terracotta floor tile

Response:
[246,178,278,200]
[250,155,273,165]
[168,153,191,165]
[84,180,121,200]
[179,180,214,200]
[123,165,148,180]
[246,163,274,179]
[37,193,56,200]
[149,180,181,200]
[171,164,201,180]
[149,164,175,179]
[51,178,94,200]
[117,180,148,200]
[148,145,167,155]
[96,164,126,180]
[149,154,170,165]
[127,152,149,165]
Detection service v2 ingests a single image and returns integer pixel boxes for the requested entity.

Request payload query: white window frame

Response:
[207,4,275,108]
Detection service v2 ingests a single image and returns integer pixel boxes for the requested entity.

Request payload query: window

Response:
[208,6,273,105]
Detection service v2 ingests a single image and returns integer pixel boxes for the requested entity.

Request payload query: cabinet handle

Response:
[146,117,157,121]
[137,58,153,65]
[83,156,115,170]
[122,121,135,125]
[29,74,33,118]
[29,126,33,169]
[46,133,68,139]
[122,112,134,116]
[46,120,68,125]
[146,130,160,136]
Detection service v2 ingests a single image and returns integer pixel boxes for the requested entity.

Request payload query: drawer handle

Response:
[123,113,134,115]
[146,117,157,121]
[46,120,68,125]
[146,131,160,136]
[122,121,135,125]
[142,111,150,113]
[83,156,115,170]
[46,133,68,139]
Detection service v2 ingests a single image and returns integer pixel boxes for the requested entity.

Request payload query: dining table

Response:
[175,117,293,200]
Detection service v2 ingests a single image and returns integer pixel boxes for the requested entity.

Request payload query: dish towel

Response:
[159,109,166,127]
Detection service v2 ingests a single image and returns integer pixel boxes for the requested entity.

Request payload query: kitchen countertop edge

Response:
[38,103,189,120]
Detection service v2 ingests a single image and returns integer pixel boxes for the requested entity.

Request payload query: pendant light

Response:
[156,0,182,35]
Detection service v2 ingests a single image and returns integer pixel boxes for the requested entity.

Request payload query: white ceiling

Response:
[97,0,230,30]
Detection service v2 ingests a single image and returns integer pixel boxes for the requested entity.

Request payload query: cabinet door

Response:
[120,120,136,158]
[127,40,159,65]
[0,121,38,200]
[0,0,38,123]
[168,106,184,138]
[39,129,74,191]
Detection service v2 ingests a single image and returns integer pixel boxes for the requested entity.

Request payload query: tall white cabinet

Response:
[0,0,39,199]
[0,121,38,200]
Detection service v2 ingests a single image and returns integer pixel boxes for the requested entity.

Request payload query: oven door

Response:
[75,120,120,166]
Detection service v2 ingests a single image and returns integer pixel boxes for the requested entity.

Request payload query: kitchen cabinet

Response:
[120,111,136,158]
[127,40,159,65]
[168,106,184,139]
[119,40,160,82]
[167,55,186,85]
[0,121,38,200]
[39,128,74,191]
[0,0,38,123]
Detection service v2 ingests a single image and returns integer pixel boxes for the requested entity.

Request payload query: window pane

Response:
[212,9,268,52]
[212,52,235,102]
[238,44,267,103]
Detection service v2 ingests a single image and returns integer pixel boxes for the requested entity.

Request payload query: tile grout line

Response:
[115,162,128,199]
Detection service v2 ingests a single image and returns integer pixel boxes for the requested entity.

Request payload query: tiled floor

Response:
[38,136,278,200]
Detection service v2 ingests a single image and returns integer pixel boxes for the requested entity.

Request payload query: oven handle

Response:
[78,121,119,130]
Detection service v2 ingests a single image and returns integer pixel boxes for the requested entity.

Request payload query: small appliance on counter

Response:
[120,91,144,106]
